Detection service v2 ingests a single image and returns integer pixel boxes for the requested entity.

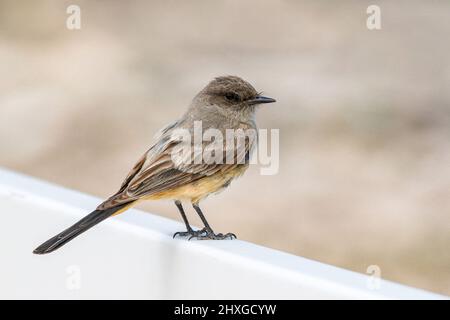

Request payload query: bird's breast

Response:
[147,164,249,203]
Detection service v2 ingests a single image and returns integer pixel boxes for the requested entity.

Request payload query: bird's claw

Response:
[173,228,207,239]
[188,231,237,240]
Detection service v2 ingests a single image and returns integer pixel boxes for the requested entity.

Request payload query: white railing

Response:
[0,168,445,299]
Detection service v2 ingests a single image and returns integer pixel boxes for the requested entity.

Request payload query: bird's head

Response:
[198,76,276,110]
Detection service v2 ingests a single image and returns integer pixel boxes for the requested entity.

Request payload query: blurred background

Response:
[0,0,449,295]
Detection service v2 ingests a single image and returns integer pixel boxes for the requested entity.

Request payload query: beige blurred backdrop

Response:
[1,0,449,295]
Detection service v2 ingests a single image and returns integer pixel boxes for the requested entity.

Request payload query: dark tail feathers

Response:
[33,202,132,255]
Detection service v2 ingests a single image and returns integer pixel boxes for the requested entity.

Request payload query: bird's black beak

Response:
[248,95,276,105]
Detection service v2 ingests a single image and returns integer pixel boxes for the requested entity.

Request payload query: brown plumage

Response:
[33,76,276,254]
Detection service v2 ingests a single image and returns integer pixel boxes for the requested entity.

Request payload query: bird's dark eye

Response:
[224,92,241,102]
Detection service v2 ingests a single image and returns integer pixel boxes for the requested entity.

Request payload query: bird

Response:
[33,75,276,254]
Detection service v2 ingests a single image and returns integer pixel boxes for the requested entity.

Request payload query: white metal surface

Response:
[0,167,445,299]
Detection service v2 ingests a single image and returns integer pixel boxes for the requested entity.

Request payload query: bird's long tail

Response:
[33,201,134,255]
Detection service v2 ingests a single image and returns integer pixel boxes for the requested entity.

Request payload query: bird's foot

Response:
[173,228,207,239]
[189,229,237,240]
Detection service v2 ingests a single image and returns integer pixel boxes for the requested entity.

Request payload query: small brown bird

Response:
[33,76,276,254]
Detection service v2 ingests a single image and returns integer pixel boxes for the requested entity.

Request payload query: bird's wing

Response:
[97,126,255,210]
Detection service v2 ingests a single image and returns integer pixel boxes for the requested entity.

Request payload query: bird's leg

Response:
[189,203,236,240]
[173,200,206,238]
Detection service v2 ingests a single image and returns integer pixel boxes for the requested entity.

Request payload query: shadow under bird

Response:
[33,76,276,254]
